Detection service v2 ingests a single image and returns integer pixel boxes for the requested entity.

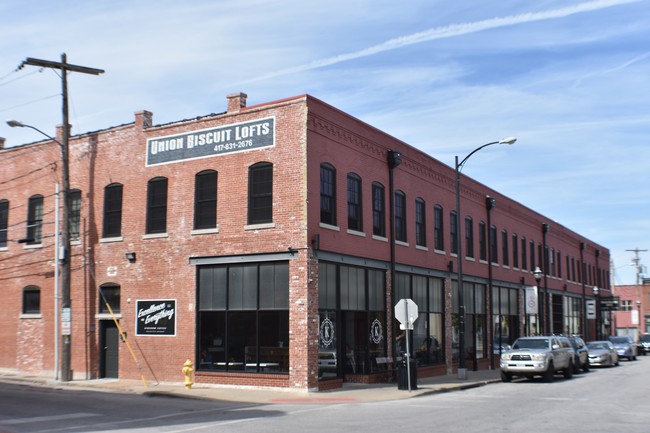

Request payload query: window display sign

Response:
[136,299,176,336]
[146,117,275,166]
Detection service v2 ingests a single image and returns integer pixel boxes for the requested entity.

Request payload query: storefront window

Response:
[197,262,289,373]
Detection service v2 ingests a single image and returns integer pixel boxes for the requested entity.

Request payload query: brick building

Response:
[0,92,610,390]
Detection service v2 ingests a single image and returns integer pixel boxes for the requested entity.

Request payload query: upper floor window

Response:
[529,240,535,272]
[372,182,385,237]
[502,229,509,266]
[146,177,168,234]
[99,283,120,314]
[450,211,458,254]
[512,234,519,268]
[320,164,336,226]
[103,183,123,238]
[465,216,473,258]
[479,221,487,261]
[415,198,426,247]
[394,191,406,242]
[248,162,273,224]
[69,189,81,241]
[489,225,498,264]
[347,173,362,232]
[194,170,217,230]
[521,237,528,270]
[0,199,8,248]
[23,286,40,314]
[434,205,444,251]
[26,194,43,244]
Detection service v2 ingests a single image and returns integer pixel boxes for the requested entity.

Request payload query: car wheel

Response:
[582,361,590,372]
[573,358,580,374]
[501,371,512,382]
[543,362,554,382]
[564,360,574,379]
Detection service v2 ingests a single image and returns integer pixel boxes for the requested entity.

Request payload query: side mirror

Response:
[552,344,560,350]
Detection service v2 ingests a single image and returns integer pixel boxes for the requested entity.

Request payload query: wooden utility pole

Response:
[19,54,104,382]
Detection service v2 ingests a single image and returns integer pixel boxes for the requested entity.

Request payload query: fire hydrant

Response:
[182,359,194,389]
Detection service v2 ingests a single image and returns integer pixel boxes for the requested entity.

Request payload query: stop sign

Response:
[394,298,418,329]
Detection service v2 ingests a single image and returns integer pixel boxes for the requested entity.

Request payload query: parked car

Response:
[587,340,619,367]
[638,334,650,356]
[608,335,637,361]
[500,336,574,382]
[492,339,512,355]
[567,336,589,372]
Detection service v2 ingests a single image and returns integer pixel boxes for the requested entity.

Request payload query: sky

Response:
[1,0,648,285]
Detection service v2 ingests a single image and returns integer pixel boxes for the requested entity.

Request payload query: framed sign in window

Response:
[136,299,176,336]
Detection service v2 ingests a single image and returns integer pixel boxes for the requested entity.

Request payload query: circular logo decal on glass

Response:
[369,318,383,344]
[320,317,335,348]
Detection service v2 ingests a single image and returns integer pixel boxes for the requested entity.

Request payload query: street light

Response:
[533,266,543,334]
[8,119,70,382]
[593,286,600,340]
[455,136,516,380]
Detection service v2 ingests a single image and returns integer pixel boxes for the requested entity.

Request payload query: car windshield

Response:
[609,337,629,344]
[513,338,549,349]
[587,342,610,350]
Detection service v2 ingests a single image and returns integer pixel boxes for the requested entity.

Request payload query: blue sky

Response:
[1,0,648,285]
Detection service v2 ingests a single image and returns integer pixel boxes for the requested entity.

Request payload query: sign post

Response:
[394,298,418,391]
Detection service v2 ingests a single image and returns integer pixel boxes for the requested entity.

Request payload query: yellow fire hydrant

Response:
[182,359,194,389]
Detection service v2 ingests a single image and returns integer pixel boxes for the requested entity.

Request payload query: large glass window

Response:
[318,263,387,379]
[0,199,8,248]
[394,191,406,242]
[395,273,445,367]
[347,173,362,232]
[26,194,43,244]
[194,170,217,230]
[22,286,40,314]
[372,182,385,237]
[492,286,519,354]
[69,189,81,241]
[415,198,426,247]
[198,262,289,373]
[320,163,336,225]
[434,205,444,251]
[146,177,168,234]
[452,282,486,364]
[103,183,123,238]
[248,162,273,224]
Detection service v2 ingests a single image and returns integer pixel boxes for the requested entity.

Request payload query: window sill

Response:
[96,313,122,320]
[244,223,276,231]
[347,229,366,237]
[319,223,340,231]
[23,243,43,249]
[372,235,388,242]
[20,313,42,320]
[191,227,220,235]
[416,245,429,251]
[434,249,446,255]
[395,240,409,247]
[100,236,124,243]
[143,233,169,240]
[0,246,7,252]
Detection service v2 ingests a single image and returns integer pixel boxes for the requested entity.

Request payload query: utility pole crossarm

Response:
[20,57,105,75]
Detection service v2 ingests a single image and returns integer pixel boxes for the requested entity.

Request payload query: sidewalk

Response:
[0,369,501,404]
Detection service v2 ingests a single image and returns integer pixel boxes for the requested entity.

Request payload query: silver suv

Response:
[500,336,575,382]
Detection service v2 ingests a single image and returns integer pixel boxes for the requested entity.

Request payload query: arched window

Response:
[146,177,168,234]
[23,286,40,314]
[98,283,120,314]
[248,162,273,224]
[103,183,123,238]
[347,173,362,232]
[320,163,336,225]
[194,170,218,229]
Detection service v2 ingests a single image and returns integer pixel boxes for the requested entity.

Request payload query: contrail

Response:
[239,0,640,84]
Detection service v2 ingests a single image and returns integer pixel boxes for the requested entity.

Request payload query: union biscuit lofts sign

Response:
[146,117,275,166]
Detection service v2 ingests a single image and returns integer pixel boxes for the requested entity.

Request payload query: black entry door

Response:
[100,321,119,378]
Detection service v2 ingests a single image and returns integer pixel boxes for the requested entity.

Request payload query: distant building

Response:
[0,92,610,390]
[613,280,649,340]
